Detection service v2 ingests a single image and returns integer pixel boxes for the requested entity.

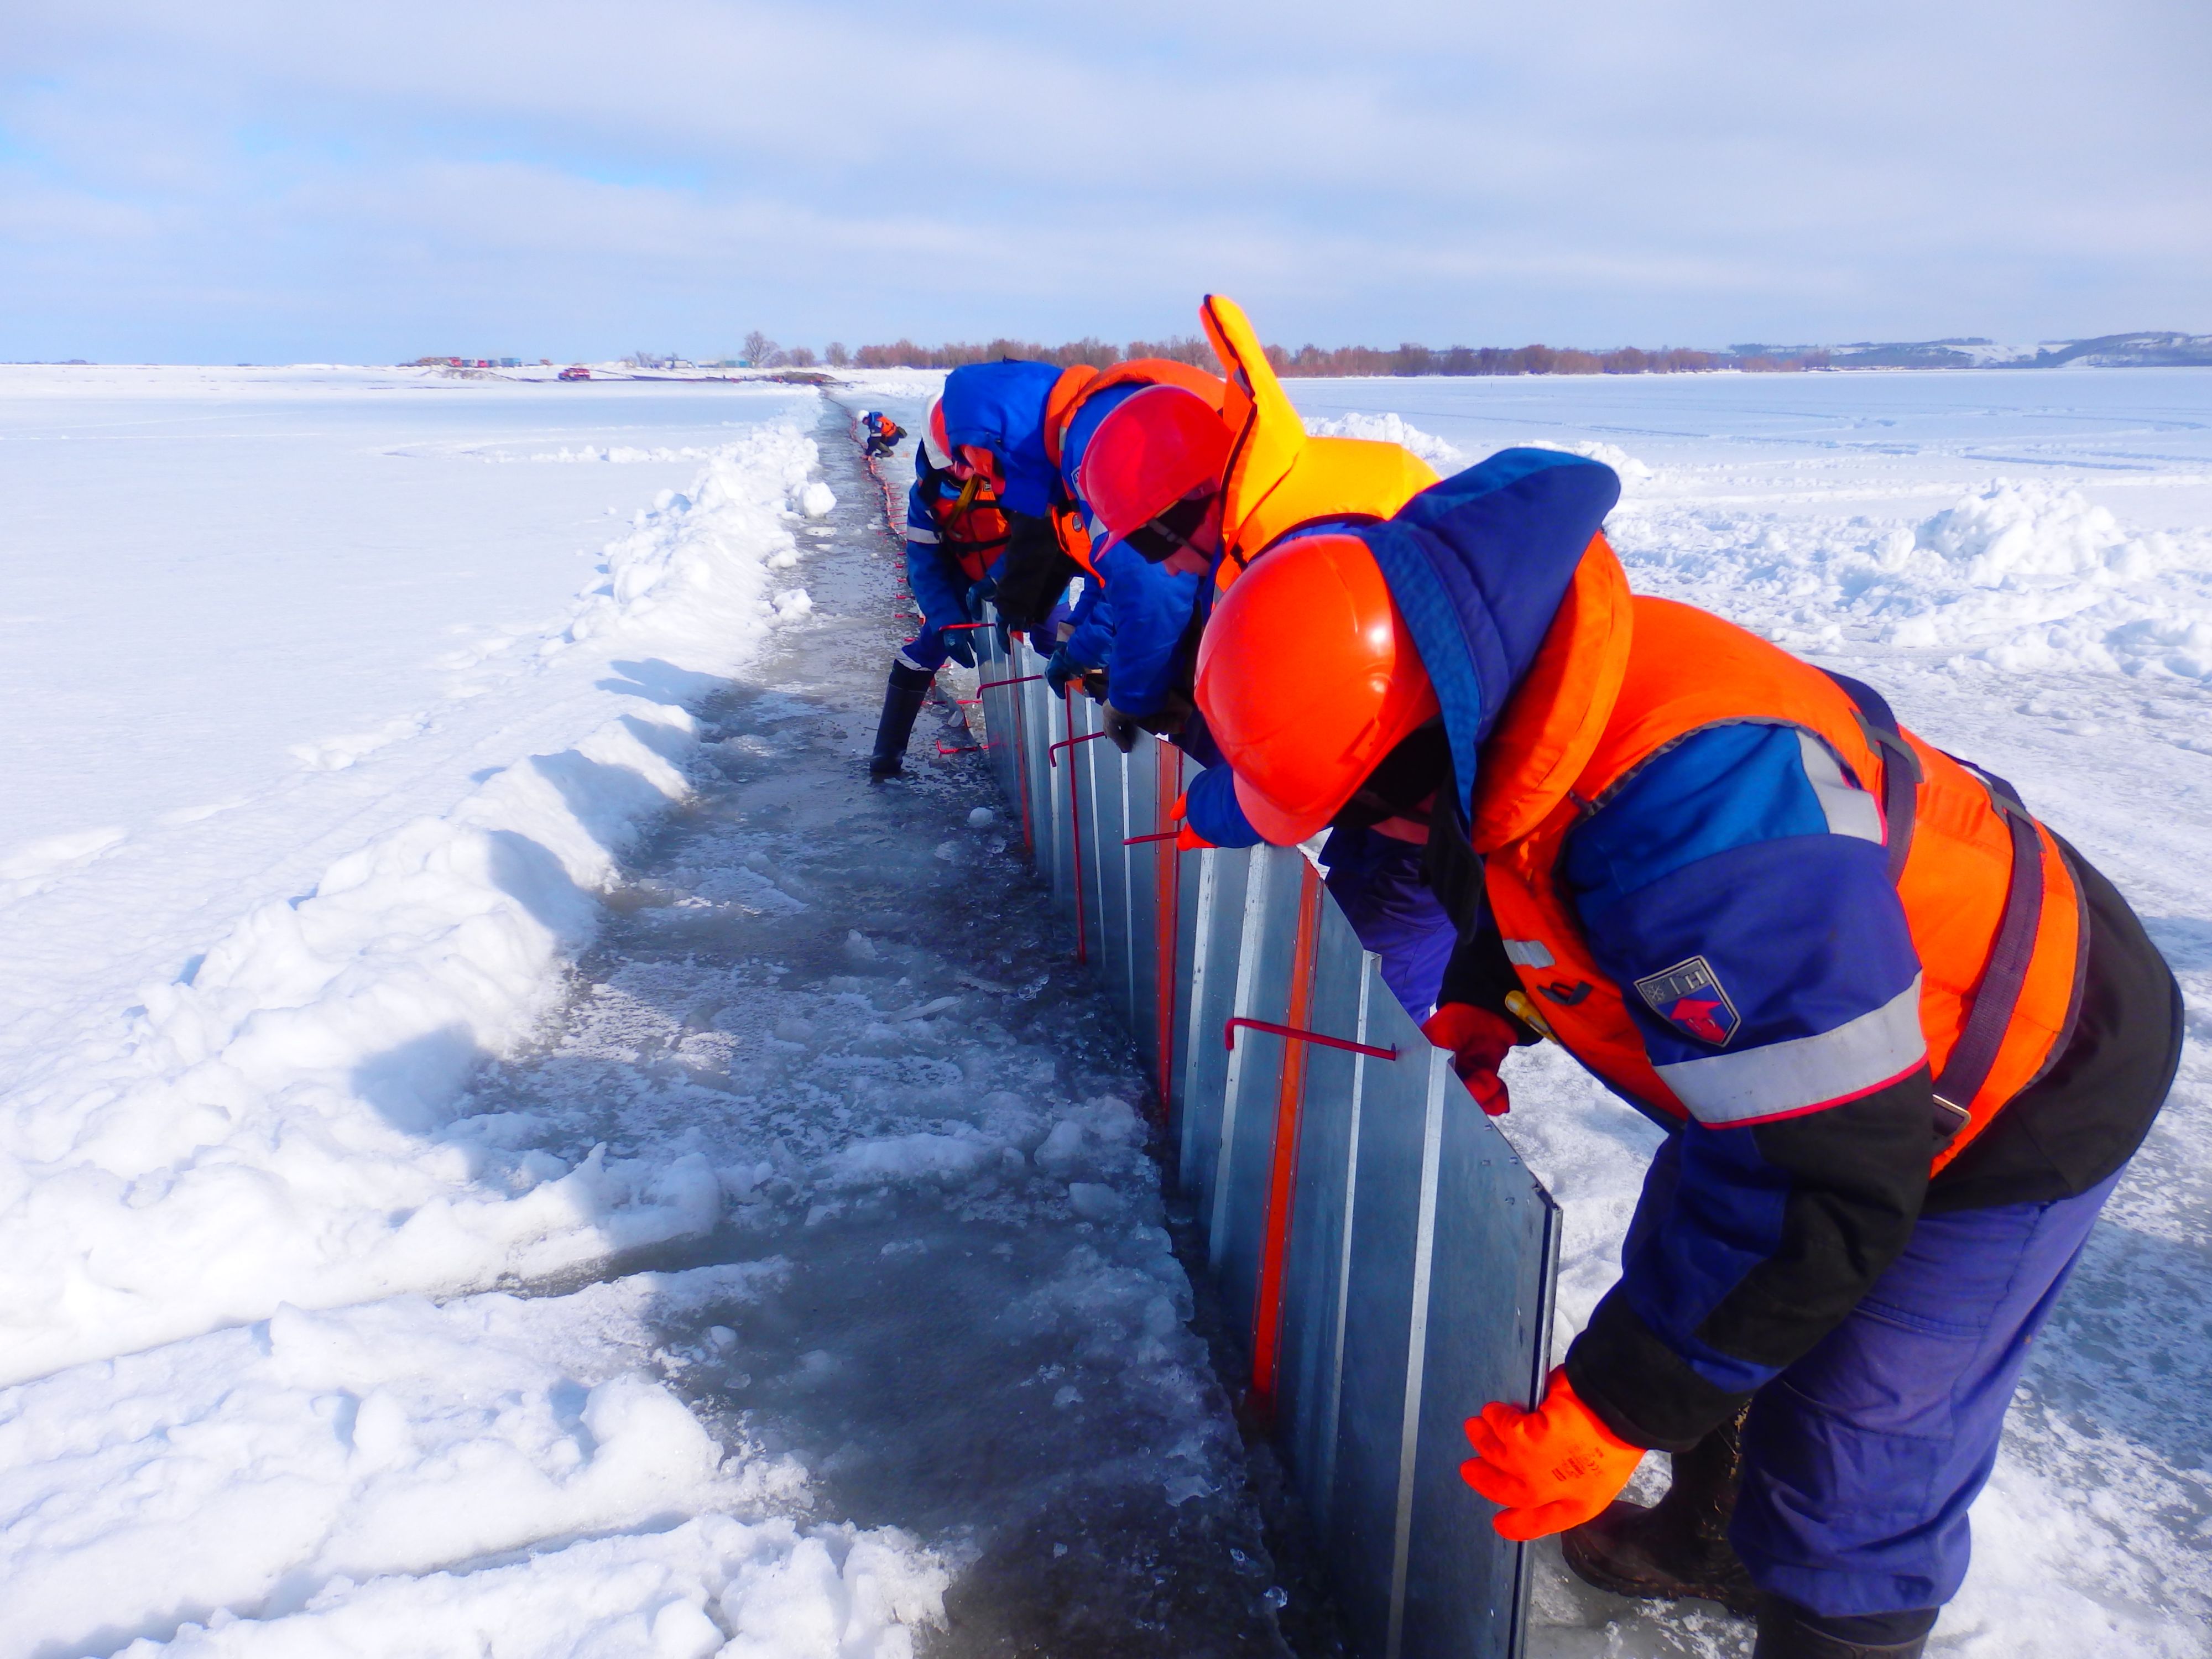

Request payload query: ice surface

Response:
[0,366,2204,1656]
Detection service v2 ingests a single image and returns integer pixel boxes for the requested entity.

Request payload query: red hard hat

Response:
[1194,532,1438,845]
[1077,385,1232,541]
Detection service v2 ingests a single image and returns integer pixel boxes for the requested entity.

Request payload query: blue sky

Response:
[3,0,2206,363]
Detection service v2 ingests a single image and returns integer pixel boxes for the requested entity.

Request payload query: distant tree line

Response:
[749,333,1833,377]
[1266,342,1829,376]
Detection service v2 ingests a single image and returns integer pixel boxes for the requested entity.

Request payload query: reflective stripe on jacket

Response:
[1472,557,2083,1167]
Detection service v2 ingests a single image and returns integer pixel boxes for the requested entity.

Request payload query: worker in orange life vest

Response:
[1191,448,2180,1658]
[860,410,904,458]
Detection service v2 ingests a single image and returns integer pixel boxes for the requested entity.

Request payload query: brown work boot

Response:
[1560,1406,1757,1616]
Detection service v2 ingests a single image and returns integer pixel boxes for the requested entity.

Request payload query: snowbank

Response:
[0,424,837,1386]
[119,1521,946,1659]
[1611,475,2212,682]
[1302,410,1465,469]
[0,1265,946,1659]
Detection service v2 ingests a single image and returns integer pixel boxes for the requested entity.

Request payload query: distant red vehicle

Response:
[558,366,591,382]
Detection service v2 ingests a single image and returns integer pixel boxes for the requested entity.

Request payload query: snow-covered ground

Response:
[0,363,2205,1657]
[0,369,1301,1657]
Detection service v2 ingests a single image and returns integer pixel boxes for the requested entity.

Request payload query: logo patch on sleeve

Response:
[1633,956,1741,1047]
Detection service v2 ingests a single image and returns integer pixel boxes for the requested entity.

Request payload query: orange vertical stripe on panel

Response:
[1249,857,1324,1424]
[1153,739,1182,1124]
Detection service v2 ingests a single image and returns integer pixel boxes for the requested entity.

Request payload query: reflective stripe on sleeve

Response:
[1503,938,1556,969]
[1796,729,1883,844]
[1653,977,1926,1126]
[907,525,940,545]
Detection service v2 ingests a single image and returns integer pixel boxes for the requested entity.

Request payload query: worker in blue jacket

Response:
[933,362,1077,634]
[869,404,1011,779]
[860,410,904,458]
[1190,450,2181,1658]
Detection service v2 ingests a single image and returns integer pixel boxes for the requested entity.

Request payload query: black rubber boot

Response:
[1561,1406,1758,1616]
[868,663,933,780]
[1752,1596,1936,1657]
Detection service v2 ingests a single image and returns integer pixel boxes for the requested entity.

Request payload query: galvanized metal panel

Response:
[1109,739,1139,1025]
[967,657,1559,1659]
[1211,846,1307,1333]
[1082,709,1130,1003]
[1018,644,1057,899]
[1325,954,1431,1652]
[1167,747,1200,1128]
[1043,683,1075,910]
[1274,899,1371,1501]
[1397,1075,1561,1659]
[974,615,1023,809]
[1178,846,1248,1201]
[1124,736,1164,1075]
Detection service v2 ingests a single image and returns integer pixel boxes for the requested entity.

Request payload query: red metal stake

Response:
[1222,1016,1400,1062]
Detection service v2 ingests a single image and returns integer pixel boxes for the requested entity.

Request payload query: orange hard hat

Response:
[1077,384,1232,542]
[1194,532,1438,845]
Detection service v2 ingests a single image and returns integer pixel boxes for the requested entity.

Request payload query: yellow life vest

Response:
[1197,294,1441,587]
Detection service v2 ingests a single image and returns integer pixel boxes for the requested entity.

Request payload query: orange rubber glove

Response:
[1421,1001,1517,1115]
[1168,792,1214,852]
[1460,1368,1644,1541]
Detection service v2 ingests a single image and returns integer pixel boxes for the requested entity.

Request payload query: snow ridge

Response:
[0,423,833,1388]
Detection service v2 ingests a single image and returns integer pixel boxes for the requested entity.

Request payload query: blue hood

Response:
[1353,448,1621,816]
[941,360,1065,518]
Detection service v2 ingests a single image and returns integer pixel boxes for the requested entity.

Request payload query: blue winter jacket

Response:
[940,361,1066,519]
[1361,450,1939,1449]
[1061,575,1115,669]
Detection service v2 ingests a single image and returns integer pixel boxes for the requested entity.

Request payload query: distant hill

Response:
[1730,332,2212,370]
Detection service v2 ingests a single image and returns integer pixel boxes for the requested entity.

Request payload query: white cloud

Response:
[3,0,2207,359]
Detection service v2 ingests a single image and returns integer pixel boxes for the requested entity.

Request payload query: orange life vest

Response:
[1198,294,1439,588]
[1472,538,2083,1171]
[936,474,1011,583]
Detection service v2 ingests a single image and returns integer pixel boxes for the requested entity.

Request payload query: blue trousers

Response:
[894,625,948,675]
[1626,1141,2120,1616]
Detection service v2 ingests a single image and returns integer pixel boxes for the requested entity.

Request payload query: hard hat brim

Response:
[1231,771,1340,847]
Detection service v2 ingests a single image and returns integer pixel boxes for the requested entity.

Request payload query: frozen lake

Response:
[0,363,2204,1657]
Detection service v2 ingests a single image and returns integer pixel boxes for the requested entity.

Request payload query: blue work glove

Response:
[940,627,977,670]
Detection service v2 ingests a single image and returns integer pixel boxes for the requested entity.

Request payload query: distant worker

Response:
[861,410,905,458]
[868,400,1011,780]
[1191,448,2179,1658]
